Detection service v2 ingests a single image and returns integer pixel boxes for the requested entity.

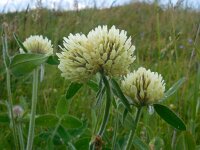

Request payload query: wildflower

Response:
[57,25,136,82]
[57,33,93,82]
[13,105,24,118]
[20,35,53,55]
[87,25,136,76]
[121,67,165,106]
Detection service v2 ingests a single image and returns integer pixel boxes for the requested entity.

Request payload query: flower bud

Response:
[13,105,24,118]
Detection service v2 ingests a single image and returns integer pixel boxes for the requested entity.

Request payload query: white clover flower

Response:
[57,25,136,82]
[87,25,136,76]
[57,33,94,82]
[20,35,53,55]
[121,67,165,106]
[13,105,24,118]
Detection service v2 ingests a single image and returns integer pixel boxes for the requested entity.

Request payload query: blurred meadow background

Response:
[0,0,200,149]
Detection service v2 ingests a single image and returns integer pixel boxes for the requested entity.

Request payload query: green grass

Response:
[0,1,200,149]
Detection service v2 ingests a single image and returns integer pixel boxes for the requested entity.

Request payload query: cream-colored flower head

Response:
[20,35,53,55]
[57,25,136,82]
[121,67,165,106]
[87,25,136,76]
[57,33,93,82]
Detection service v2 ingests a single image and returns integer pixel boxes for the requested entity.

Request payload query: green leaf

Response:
[154,104,186,130]
[61,115,82,129]
[35,114,59,127]
[66,82,83,99]
[57,125,72,144]
[0,113,9,124]
[133,136,150,150]
[34,132,51,145]
[13,33,28,53]
[46,55,59,65]
[10,53,48,76]
[110,79,131,112]
[56,98,69,117]
[122,108,128,124]
[161,77,186,102]
[74,137,90,150]
[175,131,196,150]
[68,120,89,138]
[86,80,99,92]
[36,132,62,146]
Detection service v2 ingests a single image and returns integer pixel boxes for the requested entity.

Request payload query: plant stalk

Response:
[6,68,19,149]
[26,67,39,150]
[98,74,112,136]
[89,74,112,150]
[171,129,177,149]
[17,121,25,150]
[125,107,142,150]
[112,105,119,150]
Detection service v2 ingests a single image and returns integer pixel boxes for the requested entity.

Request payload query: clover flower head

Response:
[13,105,24,118]
[121,67,165,106]
[57,25,136,82]
[57,33,93,82]
[20,35,53,55]
[87,25,136,76]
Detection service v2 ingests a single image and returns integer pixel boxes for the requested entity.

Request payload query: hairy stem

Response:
[90,74,112,150]
[6,68,19,149]
[26,67,39,150]
[112,105,119,150]
[125,107,142,150]
[17,122,24,150]
[98,74,111,136]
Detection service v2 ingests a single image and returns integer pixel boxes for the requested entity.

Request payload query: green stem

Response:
[26,67,39,150]
[6,68,19,149]
[98,74,111,136]
[112,105,119,150]
[125,107,142,150]
[17,122,24,150]
[89,74,112,150]
[89,99,104,150]
[171,129,177,149]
